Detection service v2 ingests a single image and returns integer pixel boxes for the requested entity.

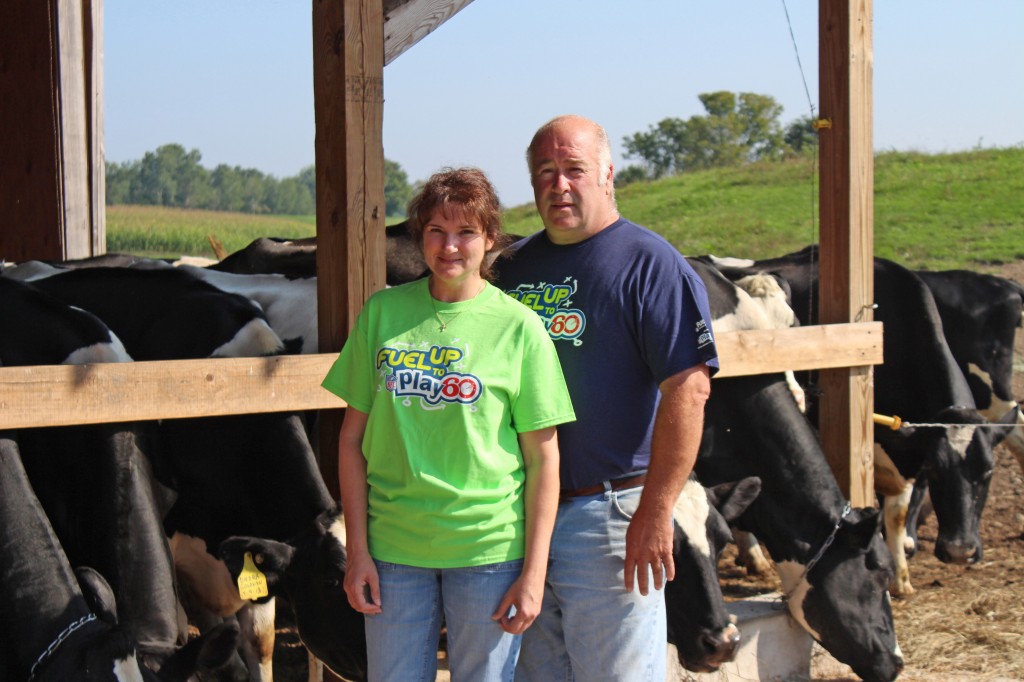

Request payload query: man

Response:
[494,114,719,681]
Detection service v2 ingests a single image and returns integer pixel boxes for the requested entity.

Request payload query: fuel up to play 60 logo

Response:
[505,278,586,344]
[376,345,482,406]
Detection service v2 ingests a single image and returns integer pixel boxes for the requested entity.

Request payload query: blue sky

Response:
[105,1,1023,209]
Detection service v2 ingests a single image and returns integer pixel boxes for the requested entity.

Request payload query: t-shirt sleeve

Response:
[639,262,720,384]
[510,313,576,433]
[320,312,375,413]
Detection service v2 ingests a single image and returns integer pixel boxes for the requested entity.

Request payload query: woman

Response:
[321,167,574,681]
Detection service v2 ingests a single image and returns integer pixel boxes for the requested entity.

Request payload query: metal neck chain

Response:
[782,502,852,603]
[430,296,465,332]
[428,280,485,332]
[29,613,98,681]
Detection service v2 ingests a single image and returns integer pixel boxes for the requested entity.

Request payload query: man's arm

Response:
[624,363,712,594]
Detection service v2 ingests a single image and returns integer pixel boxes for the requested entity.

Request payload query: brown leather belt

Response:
[559,473,647,503]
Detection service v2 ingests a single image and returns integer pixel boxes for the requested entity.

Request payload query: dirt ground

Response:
[274,261,1024,682]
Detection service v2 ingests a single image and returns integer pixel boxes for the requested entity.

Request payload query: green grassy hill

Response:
[109,148,1023,271]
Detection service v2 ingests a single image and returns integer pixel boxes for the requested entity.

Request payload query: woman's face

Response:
[421,208,494,286]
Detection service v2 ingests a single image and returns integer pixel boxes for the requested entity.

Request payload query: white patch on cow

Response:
[947,424,979,461]
[1007,408,1024,471]
[61,319,134,365]
[112,656,145,682]
[172,255,219,267]
[888,592,905,660]
[708,255,755,268]
[211,318,285,358]
[328,515,347,548]
[181,265,319,353]
[709,286,773,334]
[883,482,915,596]
[238,599,277,682]
[775,560,822,641]
[672,480,712,559]
[735,274,797,329]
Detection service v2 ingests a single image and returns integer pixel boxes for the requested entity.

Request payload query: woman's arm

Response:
[492,426,560,634]
[337,407,382,614]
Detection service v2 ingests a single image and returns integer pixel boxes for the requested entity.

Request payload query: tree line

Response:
[618,91,817,184]
[106,144,412,216]
[107,92,813,213]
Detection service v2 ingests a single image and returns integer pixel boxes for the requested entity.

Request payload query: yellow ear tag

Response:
[237,551,269,600]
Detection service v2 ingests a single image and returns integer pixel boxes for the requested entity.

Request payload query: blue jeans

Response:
[515,486,666,682]
[365,559,524,682]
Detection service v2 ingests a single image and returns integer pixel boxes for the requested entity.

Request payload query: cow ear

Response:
[988,405,1021,447]
[706,477,762,524]
[218,536,295,587]
[75,566,119,625]
[841,507,883,551]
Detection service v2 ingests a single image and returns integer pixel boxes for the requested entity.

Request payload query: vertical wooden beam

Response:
[312,0,386,508]
[818,0,875,506]
[0,0,102,262]
[85,0,106,255]
[0,0,65,261]
[57,0,93,258]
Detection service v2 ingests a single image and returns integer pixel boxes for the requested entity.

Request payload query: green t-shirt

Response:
[321,278,575,568]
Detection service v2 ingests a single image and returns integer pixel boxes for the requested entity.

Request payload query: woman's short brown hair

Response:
[406,167,512,280]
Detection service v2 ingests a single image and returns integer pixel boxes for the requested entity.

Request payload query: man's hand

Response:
[624,504,675,595]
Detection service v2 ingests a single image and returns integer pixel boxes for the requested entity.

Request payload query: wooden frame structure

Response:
[1,1,877,508]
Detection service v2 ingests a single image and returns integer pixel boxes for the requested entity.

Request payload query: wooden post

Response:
[312,0,386,506]
[817,0,875,506]
[0,0,102,262]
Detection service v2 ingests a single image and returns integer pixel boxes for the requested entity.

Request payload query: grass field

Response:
[108,147,1024,271]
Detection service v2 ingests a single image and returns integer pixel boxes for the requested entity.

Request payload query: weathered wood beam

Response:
[383,0,475,65]
[0,324,882,430]
[313,0,386,509]
[818,0,875,505]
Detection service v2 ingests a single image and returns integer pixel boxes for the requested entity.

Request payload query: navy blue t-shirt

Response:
[494,218,719,489]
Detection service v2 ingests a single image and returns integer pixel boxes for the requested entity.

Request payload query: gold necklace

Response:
[429,281,485,332]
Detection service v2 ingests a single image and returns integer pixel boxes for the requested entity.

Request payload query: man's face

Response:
[529,121,616,245]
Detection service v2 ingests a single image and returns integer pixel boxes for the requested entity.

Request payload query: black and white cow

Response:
[914,268,1024,469]
[665,476,761,672]
[218,476,761,678]
[695,373,904,682]
[207,222,429,286]
[26,266,283,360]
[3,268,363,680]
[0,277,243,680]
[0,428,159,682]
[704,247,1016,595]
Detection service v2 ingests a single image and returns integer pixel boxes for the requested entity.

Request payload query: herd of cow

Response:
[1,227,1021,682]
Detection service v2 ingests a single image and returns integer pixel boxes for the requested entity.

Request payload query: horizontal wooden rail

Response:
[0,322,882,429]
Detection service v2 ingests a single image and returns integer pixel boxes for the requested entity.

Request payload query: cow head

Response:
[219,508,367,682]
[886,406,1015,565]
[780,507,904,682]
[666,476,760,672]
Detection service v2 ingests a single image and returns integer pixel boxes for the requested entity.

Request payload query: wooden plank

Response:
[0,324,881,430]
[714,322,881,378]
[312,0,386,515]
[818,0,875,506]
[0,355,347,430]
[383,0,475,65]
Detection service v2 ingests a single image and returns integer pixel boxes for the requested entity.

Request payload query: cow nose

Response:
[701,624,741,665]
[934,537,982,564]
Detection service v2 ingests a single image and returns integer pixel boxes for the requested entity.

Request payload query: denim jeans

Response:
[365,558,524,682]
[515,486,666,682]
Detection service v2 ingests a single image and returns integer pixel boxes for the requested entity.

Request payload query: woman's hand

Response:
[491,571,544,635]
[343,549,382,614]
